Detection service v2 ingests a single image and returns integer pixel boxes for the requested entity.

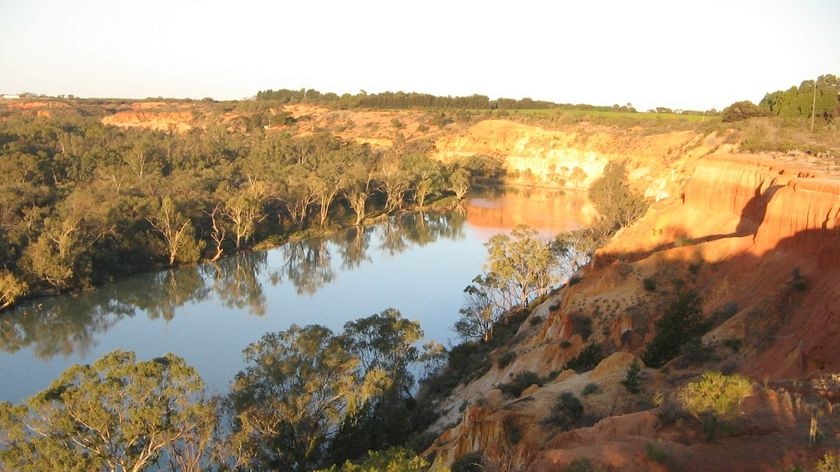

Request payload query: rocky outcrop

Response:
[425,153,840,471]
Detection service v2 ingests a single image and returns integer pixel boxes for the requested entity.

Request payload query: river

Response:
[0,187,595,403]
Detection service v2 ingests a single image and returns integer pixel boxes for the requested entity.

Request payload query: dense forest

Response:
[759,74,839,120]
[0,111,481,310]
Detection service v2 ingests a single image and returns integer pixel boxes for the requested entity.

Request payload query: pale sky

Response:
[1,0,838,110]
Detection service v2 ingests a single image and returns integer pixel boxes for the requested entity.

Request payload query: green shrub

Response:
[566,343,604,373]
[621,360,642,394]
[643,291,707,368]
[721,100,770,122]
[502,416,523,444]
[642,277,657,292]
[645,442,669,464]
[570,314,593,340]
[497,351,517,369]
[564,458,596,472]
[816,451,840,472]
[497,371,543,398]
[318,447,428,472]
[790,268,809,291]
[529,315,544,326]
[559,340,572,349]
[542,392,584,430]
[582,382,600,396]
[679,371,752,439]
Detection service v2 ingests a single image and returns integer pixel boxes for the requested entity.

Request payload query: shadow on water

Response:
[0,210,468,361]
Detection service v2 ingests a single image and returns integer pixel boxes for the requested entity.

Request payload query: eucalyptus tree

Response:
[226,325,365,471]
[0,351,217,472]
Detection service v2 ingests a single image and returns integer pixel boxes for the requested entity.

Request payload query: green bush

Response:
[721,100,771,122]
[582,382,600,396]
[645,442,669,464]
[790,268,809,291]
[497,351,517,369]
[816,451,840,472]
[642,277,657,291]
[497,371,543,398]
[502,416,523,444]
[679,371,752,439]
[570,314,593,341]
[317,447,428,472]
[564,458,596,472]
[621,360,642,394]
[643,291,707,368]
[542,392,584,430]
[566,343,604,373]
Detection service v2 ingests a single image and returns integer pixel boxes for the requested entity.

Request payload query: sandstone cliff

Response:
[424,153,840,472]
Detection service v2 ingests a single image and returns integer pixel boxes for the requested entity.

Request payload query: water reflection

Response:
[0,210,468,360]
[211,252,268,316]
[0,188,594,402]
[468,185,597,235]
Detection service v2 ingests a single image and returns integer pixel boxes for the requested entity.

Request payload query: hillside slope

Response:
[424,153,840,471]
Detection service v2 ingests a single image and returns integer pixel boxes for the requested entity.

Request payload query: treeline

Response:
[254,87,637,111]
[0,113,478,309]
[759,74,839,121]
[0,309,446,471]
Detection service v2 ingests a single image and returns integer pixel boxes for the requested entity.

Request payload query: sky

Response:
[1,0,839,111]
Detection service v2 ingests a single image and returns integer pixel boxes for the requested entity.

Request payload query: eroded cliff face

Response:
[424,153,840,472]
[433,119,732,201]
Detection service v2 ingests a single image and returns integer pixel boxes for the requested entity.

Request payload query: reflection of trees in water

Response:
[274,238,336,295]
[378,217,409,256]
[0,286,135,359]
[133,267,211,321]
[335,226,373,270]
[0,208,470,360]
[271,210,467,294]
[209,252,267,316]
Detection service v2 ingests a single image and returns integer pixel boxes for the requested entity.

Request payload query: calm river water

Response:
[0,187,595,403]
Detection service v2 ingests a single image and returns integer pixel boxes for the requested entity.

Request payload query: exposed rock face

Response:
[432,120,734,199]
[424,153,840,471]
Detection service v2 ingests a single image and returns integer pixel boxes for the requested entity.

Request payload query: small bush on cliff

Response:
[502,416,523,444]
[621,360,643,394]
[564,458,597,472]
[679,371,752,439]
[582,382,600,396]
[790,268,809,291]
[566,343,605,373]
[570,314,593,340]
[643,290,707,368]
[642,277,657,292]
[542,392,585,430]
[497,351,517,368]
[498,371,543,398]
[816,451,840,472]
[317,447,428,472]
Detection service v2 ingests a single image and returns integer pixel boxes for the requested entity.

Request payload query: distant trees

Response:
[720,100,771,122]
[759,74,839,122]
[0,114,477,307]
